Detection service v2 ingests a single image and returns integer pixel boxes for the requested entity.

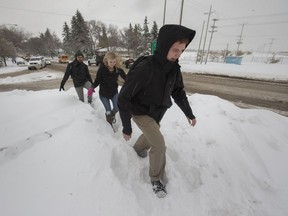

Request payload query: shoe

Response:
[111,114,116,123]
[111,110,117,123]
[105,112,114,124]
[135,149,147,158]
[152,181,167,198]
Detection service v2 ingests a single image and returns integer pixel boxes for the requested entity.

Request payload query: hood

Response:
[74,50,84,58]
[154,24,196,64]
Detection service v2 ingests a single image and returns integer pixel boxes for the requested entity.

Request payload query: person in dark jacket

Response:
[118,24,197,198]
[88,52,126,124]
[59,50,93,103]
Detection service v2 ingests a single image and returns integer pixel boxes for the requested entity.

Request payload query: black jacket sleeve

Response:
[92,66,102,88]
[61,63,72,86]
[85,66,93,83]
[119,69,127,80]
[172,71,196,120]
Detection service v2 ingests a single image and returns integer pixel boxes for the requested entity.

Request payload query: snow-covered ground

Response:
[0,54,288,216]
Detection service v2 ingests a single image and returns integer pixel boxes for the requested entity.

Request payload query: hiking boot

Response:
[105,113,114,124]
[111,110,117,123]
[152,181,167,198]
[135,149,147,158]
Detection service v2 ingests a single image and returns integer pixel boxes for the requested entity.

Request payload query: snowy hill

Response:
[0,88,288,216]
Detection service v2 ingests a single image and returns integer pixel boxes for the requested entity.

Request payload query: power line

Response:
[220,12,288,21]
[220,20,288,28]
[0,5,72,17]
[0,5,133,25]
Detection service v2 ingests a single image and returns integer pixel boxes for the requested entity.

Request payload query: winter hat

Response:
[75,50,84,58]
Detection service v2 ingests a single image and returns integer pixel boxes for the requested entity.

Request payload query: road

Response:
[0,62,287,116]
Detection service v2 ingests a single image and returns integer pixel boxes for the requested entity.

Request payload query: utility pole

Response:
[224,43,229,63]
[200,5,212,64]
[266,38,275,59]
[196,21,205,64]
[163,0,167,26]
[180,0,185,25]
[205,18,218,64]
[236,23,245,55]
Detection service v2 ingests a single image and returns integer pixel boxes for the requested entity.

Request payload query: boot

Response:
[111,110,117,123]
[105,112,114,124]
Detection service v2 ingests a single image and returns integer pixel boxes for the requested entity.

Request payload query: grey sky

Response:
[1,0,288,52]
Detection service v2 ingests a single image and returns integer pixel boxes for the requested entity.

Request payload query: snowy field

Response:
[0,54,288,216]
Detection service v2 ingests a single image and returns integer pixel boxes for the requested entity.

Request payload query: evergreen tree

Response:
[142,16,151,52]
[70,10,90,54]
[150,21,158,40]
[133,24,143,56]
[62,22,72,54]
[41,28,60,57]
[125,24,134,52]
[62,22,70,45]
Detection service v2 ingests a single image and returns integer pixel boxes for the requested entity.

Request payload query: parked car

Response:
[28,56,46,70]
[124,58,134,68]
[16,57,26,66]
[44,57,52,65]
[88,55,97,66]
[90,54,105,66]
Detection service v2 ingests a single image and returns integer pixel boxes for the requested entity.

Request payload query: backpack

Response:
[128,55,154,87]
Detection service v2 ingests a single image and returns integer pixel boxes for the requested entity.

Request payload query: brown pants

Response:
[132,115,166,182]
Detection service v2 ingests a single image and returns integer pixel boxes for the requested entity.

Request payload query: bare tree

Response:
[107,24,120,49]
[0,26,27,66]
[0,36,16,66]
[87,20,103,55]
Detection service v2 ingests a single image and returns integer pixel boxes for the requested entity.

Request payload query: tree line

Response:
[0,10,159,65]
[62,10,159,57]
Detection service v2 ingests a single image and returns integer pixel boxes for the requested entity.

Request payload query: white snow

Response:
[0,54,288,216]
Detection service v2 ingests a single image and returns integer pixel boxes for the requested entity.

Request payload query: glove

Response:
[88,87,95,97]
[59,83,65,91]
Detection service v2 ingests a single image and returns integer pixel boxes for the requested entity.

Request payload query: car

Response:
[124,58,134,68]
[88,53,105,66]
[88,55,97,66]
[16,57,26,66]
[44,57,52,65]
[96,55,105,66]
[28,56,46,70]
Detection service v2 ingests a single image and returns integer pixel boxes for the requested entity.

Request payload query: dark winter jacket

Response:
[92,63,126,99]
[118,24,196,135]
[61,60,93,87]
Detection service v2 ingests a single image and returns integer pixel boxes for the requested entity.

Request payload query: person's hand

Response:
[87,87,95,97]
[187,117,197,127]
[123,133,131,141]
[59,83,65,91]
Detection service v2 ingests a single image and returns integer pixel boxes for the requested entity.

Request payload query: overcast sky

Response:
[1,0,288,52]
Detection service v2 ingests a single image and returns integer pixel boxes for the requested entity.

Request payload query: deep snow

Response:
[0,54,288,216]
